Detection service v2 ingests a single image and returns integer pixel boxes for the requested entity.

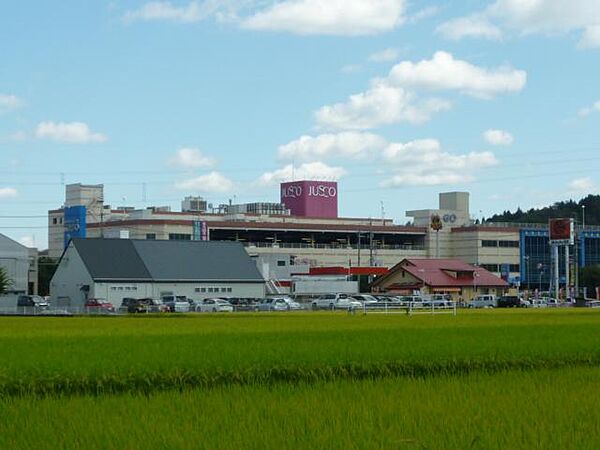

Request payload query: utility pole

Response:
[369,219,374,267]
[357,230,361,267]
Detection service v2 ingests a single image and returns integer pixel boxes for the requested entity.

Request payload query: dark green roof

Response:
[71,238,264,283]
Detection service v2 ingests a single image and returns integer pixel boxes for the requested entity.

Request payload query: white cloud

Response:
[436,15,503,40]
[315,51,524,131]
[258,162,346,186]
[242,0,406,36]
[579,24,600,48]
[387,51,527,99]
[168,148,215,169]
[380,139,498,186]
[578,100,600,117]
[315,82,451,130]
[124,1,211,23]
[175,172,234,193]
[0,94,24,113]
[439,0,600,49]
[483,129,514,146]
[0,187,18,199]
[368,48,400,63]
[278,132,388,161]
[568,177,597,193]
[18,236,36,248]
[408,6,441,23]
[35,121,108,144]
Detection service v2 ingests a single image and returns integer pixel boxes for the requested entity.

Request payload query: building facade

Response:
[0,233,38,304]
[47,184,600,294]
[51,239,265,307]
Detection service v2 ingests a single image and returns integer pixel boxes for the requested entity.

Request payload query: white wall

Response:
[95,281,266,306]
[50,243,94,307]
[0,234,31,306]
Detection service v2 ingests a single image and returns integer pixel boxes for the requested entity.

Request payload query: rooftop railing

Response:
[242,242,426,251]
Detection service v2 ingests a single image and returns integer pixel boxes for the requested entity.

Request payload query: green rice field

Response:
[2,310,600,448]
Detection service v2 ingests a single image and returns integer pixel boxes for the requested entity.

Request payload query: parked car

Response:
[17,295,49,309]
[227,298,259,312]
[469,295,497,308]
[530,299,548,308]
[278,296,303,311]
[351,294,379,305]
[399,295,426,308]
[257,297,290,312]
[161,295,190,313]
[311,294,362,311]
[194,298,234,313]
[423,296,454,308]
[497,296,524,308]
[84,298,115,313]
[541,297,559,307]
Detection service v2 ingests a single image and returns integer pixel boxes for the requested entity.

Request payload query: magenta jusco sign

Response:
[280,181,338,218]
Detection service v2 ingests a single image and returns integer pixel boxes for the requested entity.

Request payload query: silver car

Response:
[194,298,234,313]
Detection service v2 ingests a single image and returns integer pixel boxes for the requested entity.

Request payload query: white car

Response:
[195,298,234,313]
[257,297,290,311]
[530,299,548,308]
[311,294,362,311]
[161,295,190,313]
[281,297,304,311]
[541,297,559,307]
[351,294,379,305]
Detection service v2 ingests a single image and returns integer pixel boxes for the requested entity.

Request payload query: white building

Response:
[50,238,266,307]
[0,233,38,305]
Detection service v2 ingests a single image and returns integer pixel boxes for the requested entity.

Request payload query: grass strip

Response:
[1,353,599,398]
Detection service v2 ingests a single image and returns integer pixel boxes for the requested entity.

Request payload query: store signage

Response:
[64,205,87,248]
[281,184,337,199]
[280,181,338,219]
[549,218,574,245]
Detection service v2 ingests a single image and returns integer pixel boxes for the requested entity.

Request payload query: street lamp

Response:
[582,205,586,230]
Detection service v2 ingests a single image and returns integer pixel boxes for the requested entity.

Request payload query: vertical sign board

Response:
[280,181,338,218]
[549,218,574,245]
[192,220,209,241]
[64,206,87,248]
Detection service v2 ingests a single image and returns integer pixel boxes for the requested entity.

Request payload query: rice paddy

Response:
[2,309,600,448]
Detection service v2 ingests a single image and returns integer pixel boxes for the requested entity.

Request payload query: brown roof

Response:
[373,258,508,289]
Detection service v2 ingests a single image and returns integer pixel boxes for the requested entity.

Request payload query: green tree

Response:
[0,266,12,295]
[580,266,600,295]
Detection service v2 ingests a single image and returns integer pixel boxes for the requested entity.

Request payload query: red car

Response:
[84,298,115,313]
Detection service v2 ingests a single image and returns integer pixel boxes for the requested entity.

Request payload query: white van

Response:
[469,295,497,308]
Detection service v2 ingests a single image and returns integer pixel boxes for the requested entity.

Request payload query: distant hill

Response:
[485,194,600,226]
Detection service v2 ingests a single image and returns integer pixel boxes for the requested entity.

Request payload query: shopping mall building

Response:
[48,182,600,291]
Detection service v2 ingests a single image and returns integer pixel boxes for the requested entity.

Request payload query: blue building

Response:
[520,228,600,290]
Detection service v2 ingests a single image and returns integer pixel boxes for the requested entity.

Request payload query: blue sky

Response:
[1,0,599,249]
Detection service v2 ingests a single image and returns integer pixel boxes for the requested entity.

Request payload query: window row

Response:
[110,286,138,291]
[194,287,233,294]
[480,264,520,273]
[481,240,519,248]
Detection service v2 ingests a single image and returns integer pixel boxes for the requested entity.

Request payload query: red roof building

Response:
[371,258,509,300]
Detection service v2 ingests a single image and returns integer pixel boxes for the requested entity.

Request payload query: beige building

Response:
[47,185,520,285]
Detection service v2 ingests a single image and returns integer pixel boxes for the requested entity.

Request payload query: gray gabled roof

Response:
[70,238,265,283]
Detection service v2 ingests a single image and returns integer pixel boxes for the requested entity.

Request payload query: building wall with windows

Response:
[520,228,600,290]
